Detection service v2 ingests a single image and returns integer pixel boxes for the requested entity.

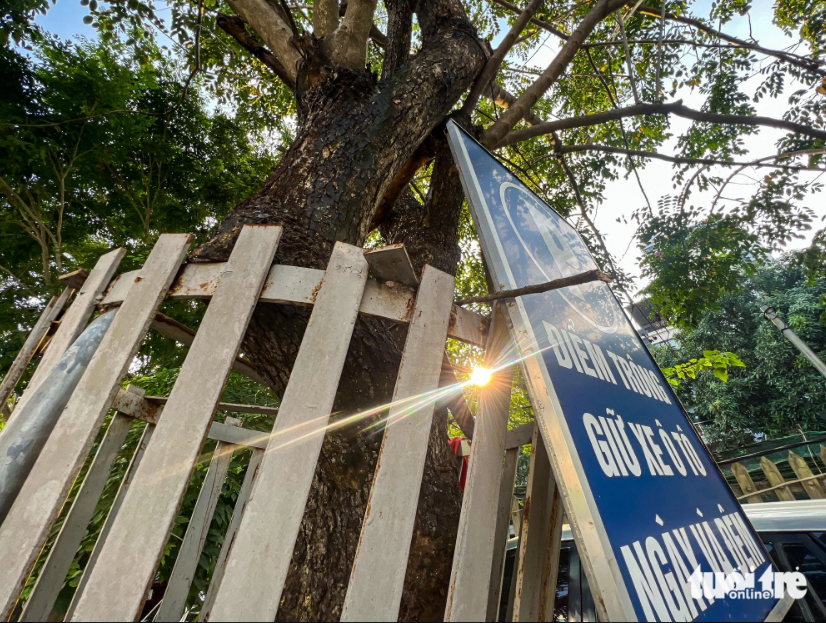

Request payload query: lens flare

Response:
[469,367,493,386]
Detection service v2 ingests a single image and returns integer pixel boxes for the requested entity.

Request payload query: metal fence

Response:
[729,447,826,504]
[0,225,554,622]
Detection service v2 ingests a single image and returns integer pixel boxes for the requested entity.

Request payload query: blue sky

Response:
[36,0,97,40]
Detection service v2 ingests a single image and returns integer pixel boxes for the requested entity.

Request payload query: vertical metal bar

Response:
[445,304,514,622]
[69,226,280,622]
[538,488,564,622]
[568,547,582,623]
[581,559,595,623]
[788,451,825,499]
[0,234,191,621]
[206,242,369,622]
[504,522,520,623]
[200,447,264,620]
[762,305,826,379]
[157,418,242,622]
[512,426,563,622]
[486,447,520,622]
[340,265,456,622]
[20,387,144,622]
[820,446,826,487]
[65,423,156,620]
[0,288,71,411]
[760,456,795,502]
[506,493,525,623]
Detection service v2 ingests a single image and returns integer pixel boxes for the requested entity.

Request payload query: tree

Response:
[0,0,49,46]
[0,36,275,397]
[6,0,826,617]
[652,260,826,452]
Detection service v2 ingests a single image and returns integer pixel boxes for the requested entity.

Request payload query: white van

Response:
[498,499,826,622]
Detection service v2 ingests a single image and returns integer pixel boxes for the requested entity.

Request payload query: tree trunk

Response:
[192,14,485,620]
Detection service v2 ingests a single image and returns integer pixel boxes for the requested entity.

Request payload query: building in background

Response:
[625,299,676,346]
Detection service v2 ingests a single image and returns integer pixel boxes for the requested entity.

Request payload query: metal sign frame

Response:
[446,120,792,622]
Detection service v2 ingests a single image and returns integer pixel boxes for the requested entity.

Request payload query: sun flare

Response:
[469,367,493,387]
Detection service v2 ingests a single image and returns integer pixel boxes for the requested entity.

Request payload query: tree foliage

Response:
[638,162,821,328]
[0,34,277,389]
[652,260,826,451]
[661,348,745,386]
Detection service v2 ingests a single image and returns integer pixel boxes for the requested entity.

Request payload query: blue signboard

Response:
[447,121,784,622]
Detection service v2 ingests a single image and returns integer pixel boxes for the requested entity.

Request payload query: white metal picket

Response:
[0,287,73,412]
[11,249,125,419]
[19,386,145,622]
[207,242,370,621]
[65,423,156,621]
[340,265,456,622]
[486,447,520,621]
[444,305,514,622]
[200,447,264,620]
[512,425,564,622]
[156,417,243,622]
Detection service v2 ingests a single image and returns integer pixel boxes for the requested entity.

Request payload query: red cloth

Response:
[448,437,469,490]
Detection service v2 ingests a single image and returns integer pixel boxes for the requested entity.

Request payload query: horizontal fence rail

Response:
[100,253,488,348]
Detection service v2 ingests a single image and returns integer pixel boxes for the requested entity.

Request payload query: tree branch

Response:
[583,37,762,50]
[0,174,35,219]
[380,0,411,79]
[584,47,653,214]
[339,2,388,48]
[217,14,296,87]
[490,0,823,74]
[616,13,640,104]
[370,135,438,229]
[485,82,545,126]
[553,143,826,172]
[709,149,826,214]
[655,0,666,98]
[500,99,826,146]
[480,0,628,148]
[225,0,302,83]
[274,0,300,37]
[369,23,388,47]
[324,0,379,70]
[0,265,33,292]
[489,0,569,40]
[455,269,612,305]
[548,132,623,277]
[314,0,339,37]
[637,4,824,75]
[462,0,545,115]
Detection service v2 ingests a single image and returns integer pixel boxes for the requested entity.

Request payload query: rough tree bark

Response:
[192,0,486,618]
